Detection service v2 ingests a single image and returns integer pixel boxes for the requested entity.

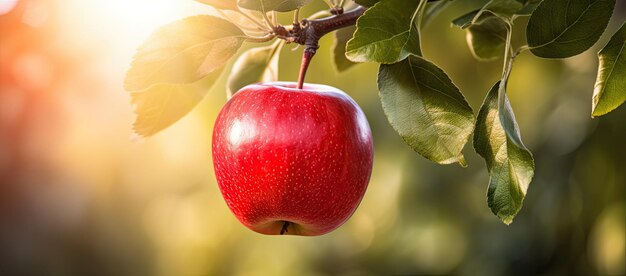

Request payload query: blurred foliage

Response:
[0,0,624,275]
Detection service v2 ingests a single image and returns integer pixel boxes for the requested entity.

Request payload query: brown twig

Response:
[271,6,367,88]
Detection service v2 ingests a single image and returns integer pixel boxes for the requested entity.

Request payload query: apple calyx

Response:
[280,221,290,235]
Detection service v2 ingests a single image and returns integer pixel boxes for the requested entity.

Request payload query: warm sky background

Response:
[0,0,624,275]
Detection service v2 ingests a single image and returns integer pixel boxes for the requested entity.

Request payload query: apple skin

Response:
[212,82,373,236]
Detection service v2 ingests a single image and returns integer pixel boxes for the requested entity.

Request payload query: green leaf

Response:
[466,14,508,61]
[452,10,507,61]
[356,0,450,7]
[452,9,479,29]
[592,21,626,117]
[125,16,245,91]
[527,0,616,58]
[454,0,541,25]
[130,74,222,137]
[125,15,244,137]
[195,0,238,10]
[378,55,475,165]
[514,0,541,16]
[227,41,282,98]
[452,0,523,28]
[333,26,358,72]
[346,0,422,64]
[354,0,379,7]
[237,0,312,12]
[474,82,534,225]
[480,0,523,19]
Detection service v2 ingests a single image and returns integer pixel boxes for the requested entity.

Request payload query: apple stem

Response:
[297,47,316,89]
[280,221,290,235]
[271,6,367,89]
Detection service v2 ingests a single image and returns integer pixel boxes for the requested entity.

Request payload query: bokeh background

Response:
[1,0,624,275]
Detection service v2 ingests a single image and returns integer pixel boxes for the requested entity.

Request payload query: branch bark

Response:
[271,6,367,88]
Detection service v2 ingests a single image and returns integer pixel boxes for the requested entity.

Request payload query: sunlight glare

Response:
[0,0,17,15]
[58,0,201,51]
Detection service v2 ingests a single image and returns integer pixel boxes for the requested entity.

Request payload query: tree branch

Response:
[308,6,365,37]
[273,6,366,47]
[272,6,367,88]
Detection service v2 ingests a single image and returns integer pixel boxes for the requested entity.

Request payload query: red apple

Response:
[212,82,373,236]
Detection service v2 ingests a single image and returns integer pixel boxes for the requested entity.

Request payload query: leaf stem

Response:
[498,22,514,113]
[323,0,335,9]
[294,8,300,23]
[244,34,275,43]
[500,22,514,84]
[411,0,428,55]
[236,8,271,31]
[308,10,332,20]
[262,11,275,29]
[514,45,530,57]
[414,0,428,31]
